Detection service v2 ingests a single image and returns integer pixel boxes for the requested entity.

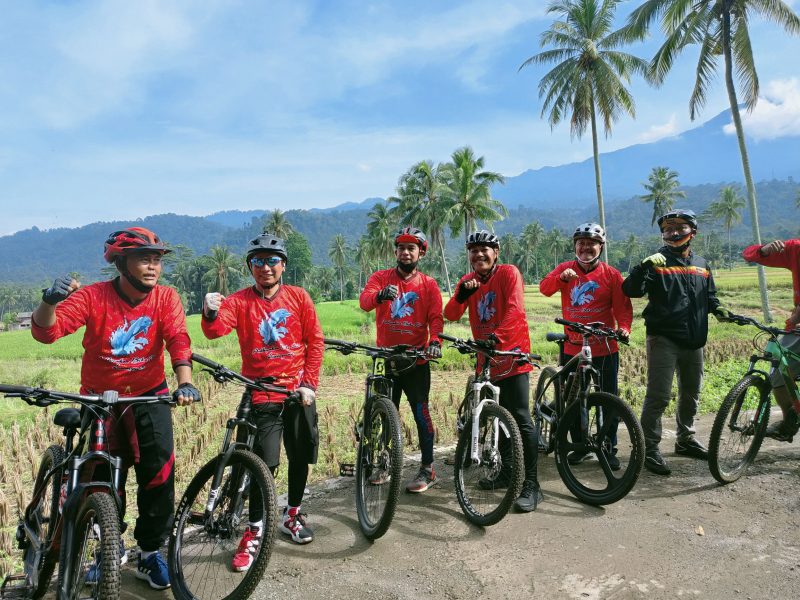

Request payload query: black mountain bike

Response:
[324,339,427,540]
[533,319,644,505]
[168,353,298,600]
[439,333,534,526]
[0,385,175,600]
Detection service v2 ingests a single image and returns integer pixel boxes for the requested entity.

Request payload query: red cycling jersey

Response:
[201,285,324,404]
[444,264,532,381]
[743,240,800,327]
[30,280,192,395]
[359,268,443,350]
[539,260,633,357]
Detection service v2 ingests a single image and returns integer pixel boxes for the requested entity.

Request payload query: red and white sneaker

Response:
[279,507,313,544]
[231,527,261,572]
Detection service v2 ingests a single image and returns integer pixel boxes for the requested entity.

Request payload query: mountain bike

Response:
[0,385,176,600]
[708,314,800,484]
[323,339,428,540]
[168,353,298,600]
[533,318,644,505]
[438,333,532,526]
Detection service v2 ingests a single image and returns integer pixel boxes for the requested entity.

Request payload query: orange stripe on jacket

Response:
[653,265,710,278]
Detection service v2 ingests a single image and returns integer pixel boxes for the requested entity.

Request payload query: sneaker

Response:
[231,527,261,572]
[765,416,799,442]
[602,447,621,472]
[674,437,709,460]
[135,551,170,590]
[405,466,439,493]
[513,479,543,513]
[279,507,313,545]
[85,539,126,584]
[567,450,593,465]
[644,449,671,476]
[368,468,390,485]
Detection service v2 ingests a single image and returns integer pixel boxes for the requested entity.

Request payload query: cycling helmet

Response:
[657,209,698,231]
[246,233,288,263]
[573,222,606,244]
[395,227,428,253]
[465,230,500,248]
[103,227,170,263]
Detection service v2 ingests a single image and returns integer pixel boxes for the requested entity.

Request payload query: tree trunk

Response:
[590,104,608,263]
[438,237,452,296]
[727,228,732,270]
[722,8,771,321]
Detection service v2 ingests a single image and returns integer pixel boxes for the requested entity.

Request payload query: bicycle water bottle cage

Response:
[54,408,81,429]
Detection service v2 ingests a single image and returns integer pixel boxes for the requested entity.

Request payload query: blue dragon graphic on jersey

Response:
[570,281,600,306]
[259,309,291,345]
[477,291,496,322]
[109,316,152,356]
[390,292,419,319]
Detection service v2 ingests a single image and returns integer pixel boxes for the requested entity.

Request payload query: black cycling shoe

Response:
[567,450,593,465]
[514,480,543,513]
[644,449,671,476]
[765,416,800,443]
[674,437,709,460]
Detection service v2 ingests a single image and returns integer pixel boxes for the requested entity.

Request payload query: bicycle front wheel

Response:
[454,403,524,526]
[169,449,277,600]
[27,445,65,599]
[355,396,403,540]
[708,374,771,484]
[555,392,644,505]
[533,366,558,454]
[58,492,121,600]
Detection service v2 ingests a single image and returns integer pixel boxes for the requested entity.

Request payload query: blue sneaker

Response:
[135,551,170,590]
[85,540,127,584]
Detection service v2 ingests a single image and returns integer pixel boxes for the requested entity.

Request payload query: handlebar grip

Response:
[0,384,35,394]
[191,353,222,370]
[439,333,458,342]
[529,354,542,361]
[554,317,569,326]
[324,338,351,346]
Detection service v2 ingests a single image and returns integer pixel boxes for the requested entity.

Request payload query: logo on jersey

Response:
[109,316,152,356]
[478,291,496,322]
[390,292,418,319]
[259,309,291,345]
[570,281,599,306]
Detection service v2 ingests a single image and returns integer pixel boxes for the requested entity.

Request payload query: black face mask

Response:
[662,231,693,253]
[397,261,418,274]
[117,257,156,294]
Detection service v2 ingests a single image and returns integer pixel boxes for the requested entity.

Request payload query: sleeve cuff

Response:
[299,381,317,392]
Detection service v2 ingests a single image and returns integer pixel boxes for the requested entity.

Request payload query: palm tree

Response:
[520,221,545,281]
[354,237,374,290]
[440,146,507,272]
[621,233,641,272]
[328,234,348,301]
[365,202,398,266]
[708,185,746,269]
[640,166,686,227]
[262,210,294,239]
[544,227,571,269]
[201,245,243,296]
[624,1,800,320]
[521,0,649,263]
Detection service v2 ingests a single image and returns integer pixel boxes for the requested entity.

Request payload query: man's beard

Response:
[397,260,418,274]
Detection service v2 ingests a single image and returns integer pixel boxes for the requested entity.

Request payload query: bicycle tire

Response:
[453,402,524,526]
[169,449,277,600]
[555,392,644,505]
[58,492,121,600]
[27,445,65,599]
[708,374,772,484]
[533,366,558,454]
[355,395,403,540]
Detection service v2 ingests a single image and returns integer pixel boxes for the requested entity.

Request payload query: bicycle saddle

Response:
[54,407,81,429]
[546,333,568,343]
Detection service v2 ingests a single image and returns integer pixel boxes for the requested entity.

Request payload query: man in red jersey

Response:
[539,223,633,468]
[742,239,800,441]
[360,227,443,493]
[202,233,324,564]
[444,230,542,512]
[31,227,200,590]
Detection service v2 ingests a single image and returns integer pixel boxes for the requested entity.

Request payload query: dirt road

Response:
[117,414,800,600]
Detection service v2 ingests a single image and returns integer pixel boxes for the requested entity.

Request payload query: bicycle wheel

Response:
[27,445,65,599]
[533,367,558,454]
[708,374,771,484]
[555,392,644,505]
[355,396,403,540]
[453,403,524,526]
[169,449,277,600]
[58,492,121,600]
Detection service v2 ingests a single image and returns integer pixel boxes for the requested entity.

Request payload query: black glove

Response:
[713,307,733,322]
[173,382,201,404]
[377,284,399,304]
[615,329,630,344]
[477,333,499,350]
[426,341,442,359]
[455,281,478,303]
[42,275,75,305]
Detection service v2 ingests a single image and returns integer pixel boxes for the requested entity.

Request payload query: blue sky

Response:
[1,0,799,236]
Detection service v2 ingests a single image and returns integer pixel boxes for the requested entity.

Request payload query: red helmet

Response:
[395,226,428,253]
[103,227,171,263]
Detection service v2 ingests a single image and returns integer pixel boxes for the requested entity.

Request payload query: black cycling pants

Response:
[390,362,435,465]
[495,373,538,483]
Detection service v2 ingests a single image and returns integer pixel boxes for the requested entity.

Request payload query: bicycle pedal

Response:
[0,575,33,600]
[339,463,355,477]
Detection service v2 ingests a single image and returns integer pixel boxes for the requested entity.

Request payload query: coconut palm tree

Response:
[365,202,398,267]
[262,209,294,239]
[544,227,571,269]
[520,221,545,281]
[521,0,649,263]
[328,234,348,301]
[354,237,374,290]
[621,233,641,273]
[640,166,686,227]
[707,185,746,269]
[201,245,243,296]
[624,0,800,320]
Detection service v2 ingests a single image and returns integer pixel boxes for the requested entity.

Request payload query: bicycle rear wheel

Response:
[454,403,524,526]
[533,367,558,454]
[555,392,644,505]
[708,374,771,484]
[355,396,403,540]
[169,449,277,600]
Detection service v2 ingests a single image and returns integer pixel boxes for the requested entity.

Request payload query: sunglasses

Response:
[250,256,282,268]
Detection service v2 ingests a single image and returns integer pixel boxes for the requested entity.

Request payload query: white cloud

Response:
[723,78,800,140]
[637,114,679,143]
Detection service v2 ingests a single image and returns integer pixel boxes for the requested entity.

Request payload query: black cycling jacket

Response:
[622,246,720,349]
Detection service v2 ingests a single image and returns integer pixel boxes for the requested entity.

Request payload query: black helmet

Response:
[465,230,500,248]
[246,233,288,264]
[573,222,606,244]
[395,227,428,253]
[657,209,698,231]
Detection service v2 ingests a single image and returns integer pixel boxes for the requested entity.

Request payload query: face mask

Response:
[662,231,693,252]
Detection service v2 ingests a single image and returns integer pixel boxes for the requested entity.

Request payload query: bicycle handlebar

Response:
[553,318,629,345]
[439,333,542,363]
[0,385,175,408]
[323,338,428,359]
[191,353,298,400]
[723,314,794,337]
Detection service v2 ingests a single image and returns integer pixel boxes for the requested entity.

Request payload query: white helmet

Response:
[573,223,606,244]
